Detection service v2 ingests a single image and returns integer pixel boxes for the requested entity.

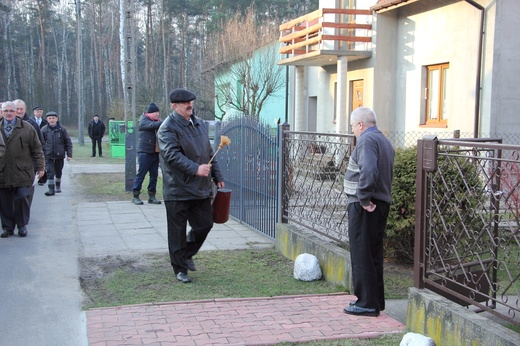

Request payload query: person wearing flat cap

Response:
[40,111,73,196]
[158,88,225,283]
[32,106,47,129]
[131,102,163,205]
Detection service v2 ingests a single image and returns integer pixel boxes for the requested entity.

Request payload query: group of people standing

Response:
[0,100,73,238]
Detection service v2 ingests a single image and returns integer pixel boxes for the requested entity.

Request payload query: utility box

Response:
[109,120,134,158]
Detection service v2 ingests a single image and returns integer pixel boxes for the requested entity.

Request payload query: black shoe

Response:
[99,155,103,157]
[176,272,192,283]
[349,300,383,310]
[91,155,95,157]
[343,304,379,317]
[1,229,14,238]
[186,258,196,271]
[18,226,27,237]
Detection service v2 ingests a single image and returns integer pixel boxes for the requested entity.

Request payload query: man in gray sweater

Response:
[343,107,394,317]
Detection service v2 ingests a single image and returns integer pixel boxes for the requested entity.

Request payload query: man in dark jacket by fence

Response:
[343,107,394,317]
[0,101,45,238]
[131,102,163,205]
[88,114,105,157]
[158,88,225,283]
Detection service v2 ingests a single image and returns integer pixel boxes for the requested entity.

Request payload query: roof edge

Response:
[371,0,420,12]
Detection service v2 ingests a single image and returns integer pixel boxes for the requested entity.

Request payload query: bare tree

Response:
[205,6,284,120]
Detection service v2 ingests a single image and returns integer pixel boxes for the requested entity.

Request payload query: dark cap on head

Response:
[46,111,58,118]
[169,88,196,103]
[33,106,42,111]
[93,114,99,118]
[146,102,159,113]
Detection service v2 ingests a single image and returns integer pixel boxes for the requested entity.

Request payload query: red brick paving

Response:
[86,293,405,345]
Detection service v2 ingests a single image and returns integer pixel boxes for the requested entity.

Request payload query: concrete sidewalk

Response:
[0,161,407,346]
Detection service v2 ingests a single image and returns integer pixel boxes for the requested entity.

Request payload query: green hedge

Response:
[385,146,486,263]
[385,147,417,262]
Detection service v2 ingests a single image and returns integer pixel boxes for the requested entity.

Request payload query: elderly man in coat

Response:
[0,101,45,238]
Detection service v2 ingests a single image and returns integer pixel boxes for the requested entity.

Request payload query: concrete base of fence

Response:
[275,223,351,289]
[407,287,519,346]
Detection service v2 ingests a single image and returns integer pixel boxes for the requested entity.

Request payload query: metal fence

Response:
[415,137,520,327]
[278,129,520,245]
[280,128,354,245]
[216,117,279,238]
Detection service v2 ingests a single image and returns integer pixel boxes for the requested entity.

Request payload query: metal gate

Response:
[214,117,279,238]
[415,136,520,327]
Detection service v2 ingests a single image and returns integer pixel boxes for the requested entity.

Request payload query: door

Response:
[351,79,364,111]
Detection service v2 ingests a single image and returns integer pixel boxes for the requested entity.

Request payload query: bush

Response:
[385,146,486,263]
[385,147,417,262]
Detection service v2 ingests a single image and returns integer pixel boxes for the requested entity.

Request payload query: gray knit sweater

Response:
[343,126,394,206]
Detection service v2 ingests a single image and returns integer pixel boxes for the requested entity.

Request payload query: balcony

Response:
[278,8,373,67]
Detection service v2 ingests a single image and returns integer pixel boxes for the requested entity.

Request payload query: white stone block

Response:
[293,253,322,281]
[400,332,436,346]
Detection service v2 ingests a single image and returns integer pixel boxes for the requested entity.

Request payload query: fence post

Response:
[414,135,438,289]
[278,122,290,223]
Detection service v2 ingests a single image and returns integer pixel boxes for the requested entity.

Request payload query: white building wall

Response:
[394,1,482,136]
[489,0,520,135]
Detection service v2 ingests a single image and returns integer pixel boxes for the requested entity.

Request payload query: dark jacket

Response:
[137,113,162,154]
[41,123,73,160]
[33,117,48,129]
[343,126,394,206]
[158,112,224,201]
[22,113,44,144]
[0,118,45,188]
[88,119,106,139]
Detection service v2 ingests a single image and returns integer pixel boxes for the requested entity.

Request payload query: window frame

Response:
[424,63,449,127]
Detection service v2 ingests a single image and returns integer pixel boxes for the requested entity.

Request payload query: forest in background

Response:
[0,0,318,127]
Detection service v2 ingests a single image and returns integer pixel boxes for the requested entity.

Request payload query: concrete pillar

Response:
[336,56,348,134]
[294,66,305,131]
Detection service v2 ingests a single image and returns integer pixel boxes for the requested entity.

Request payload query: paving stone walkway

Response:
[86,293,405,345]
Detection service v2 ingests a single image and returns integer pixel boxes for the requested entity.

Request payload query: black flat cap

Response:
[169,88,196,103]
[33,106,42,111]
[146,102,159,113]
[46,111,58,117]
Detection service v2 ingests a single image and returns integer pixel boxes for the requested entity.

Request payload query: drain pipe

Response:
[464,0,485,138]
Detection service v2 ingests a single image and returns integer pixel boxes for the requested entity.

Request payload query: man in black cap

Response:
[88,114,106,157]
[158,88,225,283]
[32,106,47,129]
[131,102,163,205]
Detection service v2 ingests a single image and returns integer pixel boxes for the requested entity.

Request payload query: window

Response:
[425,63,449,127]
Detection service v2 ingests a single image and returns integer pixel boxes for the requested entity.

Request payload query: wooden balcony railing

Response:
[279,8,373,65]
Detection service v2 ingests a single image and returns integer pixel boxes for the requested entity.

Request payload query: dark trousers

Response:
[91,138,102,156]
[347,200,389,312]
[0,187,32,231]
[132,152,159,193]
[165,199,213,274]
[45,157,65,181]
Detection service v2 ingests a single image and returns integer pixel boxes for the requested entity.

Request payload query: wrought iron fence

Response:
[280,130,520,245]
[280,130,354,244]
[415,137,520,327]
